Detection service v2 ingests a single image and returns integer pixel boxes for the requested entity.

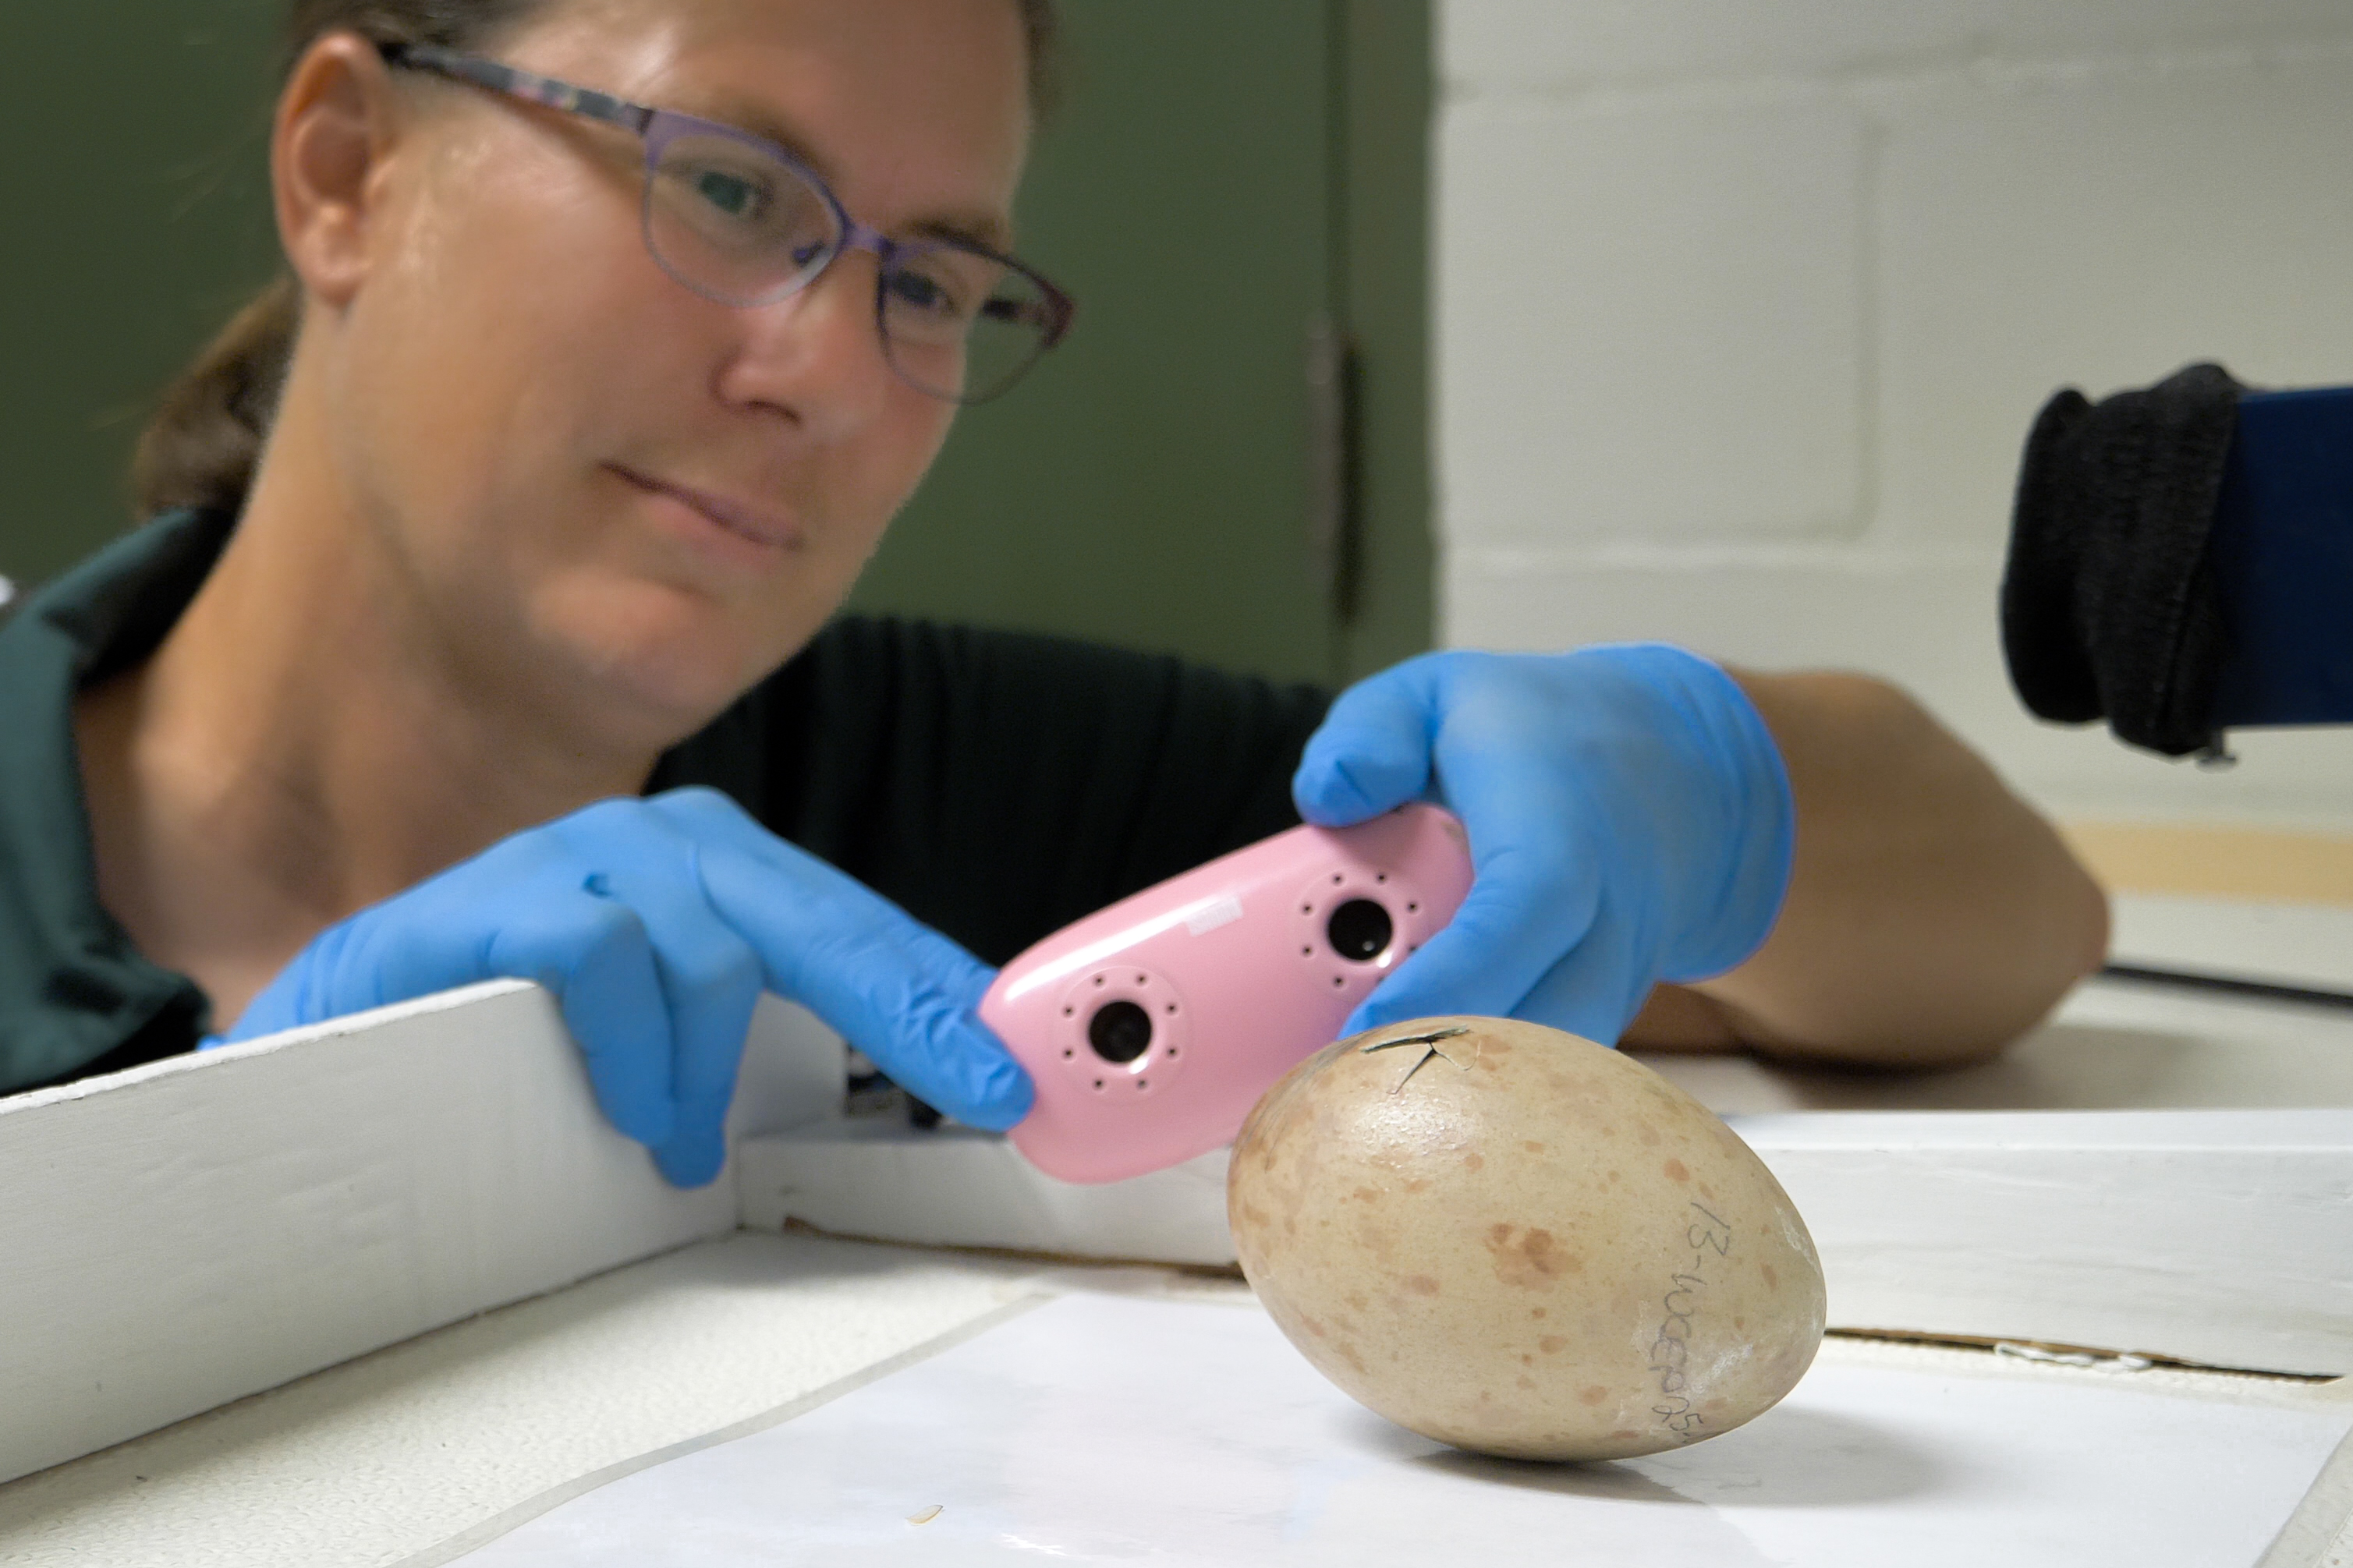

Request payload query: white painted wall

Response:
[1435,1,2353,828]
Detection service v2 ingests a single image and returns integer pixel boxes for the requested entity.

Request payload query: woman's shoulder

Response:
[0,511,225,1095]
[2,510,236,689]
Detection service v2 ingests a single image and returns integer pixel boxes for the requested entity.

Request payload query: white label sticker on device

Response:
[1184,896,1244,936]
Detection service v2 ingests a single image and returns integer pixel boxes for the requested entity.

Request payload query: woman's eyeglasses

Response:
[382,43,1075,405]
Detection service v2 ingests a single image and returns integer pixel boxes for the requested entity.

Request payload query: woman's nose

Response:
[714,254,895,437]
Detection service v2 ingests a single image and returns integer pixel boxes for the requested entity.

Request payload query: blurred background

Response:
[1434,0,2353,842]
[8,1,2353,843]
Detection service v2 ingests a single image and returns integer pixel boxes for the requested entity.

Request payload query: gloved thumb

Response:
[1501,912,1658,1048]
[1294,657,1444,826]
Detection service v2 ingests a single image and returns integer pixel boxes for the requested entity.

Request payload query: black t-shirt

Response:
[0,509,1328,1094]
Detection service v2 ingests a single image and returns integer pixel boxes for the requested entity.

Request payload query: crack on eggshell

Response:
[1360,1025,1474,1055]
[1362,1024,1481,1095]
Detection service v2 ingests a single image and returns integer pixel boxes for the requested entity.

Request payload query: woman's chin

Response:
[527,582,810,740]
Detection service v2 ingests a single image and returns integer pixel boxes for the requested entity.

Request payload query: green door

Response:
[852,2,1430,685]
[1,2,1431,690]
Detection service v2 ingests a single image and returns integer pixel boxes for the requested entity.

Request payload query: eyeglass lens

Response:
[643,131,1058,403]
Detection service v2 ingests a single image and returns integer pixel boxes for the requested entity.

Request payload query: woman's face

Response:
[319,0,1031,744]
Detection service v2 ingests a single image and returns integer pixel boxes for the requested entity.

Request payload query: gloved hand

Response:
[222,787,1032,1187]
[1293,645,1795,1045]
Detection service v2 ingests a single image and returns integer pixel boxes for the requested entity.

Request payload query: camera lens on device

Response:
[1326,898,1394,962]
[1088,1000,1153,1064]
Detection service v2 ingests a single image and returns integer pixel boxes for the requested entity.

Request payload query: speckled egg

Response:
[1228,1016,1825,1461]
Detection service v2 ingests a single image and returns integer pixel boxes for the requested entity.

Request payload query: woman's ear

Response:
[272,33,408,312]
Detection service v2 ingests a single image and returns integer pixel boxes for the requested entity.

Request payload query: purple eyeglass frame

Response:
[381,42,1076,404]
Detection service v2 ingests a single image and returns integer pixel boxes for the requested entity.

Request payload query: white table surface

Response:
[6,892,2353,1565]
[0,1233,1034,1566]
[435,1291,2353,1568]
[0,1229,2344,1568]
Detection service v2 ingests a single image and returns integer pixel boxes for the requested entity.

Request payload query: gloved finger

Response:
[650,790,1035,1130]
[1507,908,1657,1046]
[550,802,764,1121]
[631,843,764,1191]
[470,885,683,1149]
[576,859,761,1190]
[334,860,686,1148]
[650,1115,735,1188]
[1292,657,1444,826]
[1341,836,1605,1036]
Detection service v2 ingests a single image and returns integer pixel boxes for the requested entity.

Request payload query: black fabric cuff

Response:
[2000,361,2244,758]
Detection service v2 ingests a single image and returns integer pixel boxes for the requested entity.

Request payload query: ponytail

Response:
[131,274,299,519]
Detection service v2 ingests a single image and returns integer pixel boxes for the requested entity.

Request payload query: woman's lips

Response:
[611,465,804,553]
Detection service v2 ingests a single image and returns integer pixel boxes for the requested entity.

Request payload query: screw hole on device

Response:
[1165,1003,1177,1013]
[1301,946,1313,956]
[1137,1079,1148,1090]
[1377,873,1388,883]
[1093,1079,1106,1091]
[1168,1047,1180,1057]
[1300,903,1313,915]
[1063,1049,1075,1059]
[1135,973,1147,985]
[1332,975,1346,988]
[1331,873,1343,884]
[1408,902,1419,913]
[1093,975,1106,987]
[1062,1006,1074,1017]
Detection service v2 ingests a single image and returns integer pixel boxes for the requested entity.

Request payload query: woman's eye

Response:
[691,168,770,222]
[885,267,965,320]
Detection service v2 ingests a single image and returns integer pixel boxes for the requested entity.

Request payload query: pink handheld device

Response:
[979,803,1475,1184]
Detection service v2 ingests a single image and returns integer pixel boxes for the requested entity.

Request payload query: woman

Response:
[0,0,2108,1188]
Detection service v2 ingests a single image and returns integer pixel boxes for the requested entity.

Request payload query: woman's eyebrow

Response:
[674,89,1014,253]
[907,211,1017,254]
[675,89,839,179]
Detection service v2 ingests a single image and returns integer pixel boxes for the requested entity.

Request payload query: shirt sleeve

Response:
[652,618,1333,966]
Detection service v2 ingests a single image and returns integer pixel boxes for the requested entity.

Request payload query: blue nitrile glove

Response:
[221,787,1032,1187]
[1293,645,1795,1046]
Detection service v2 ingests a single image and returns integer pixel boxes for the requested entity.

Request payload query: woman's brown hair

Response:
[132,0,1060,520]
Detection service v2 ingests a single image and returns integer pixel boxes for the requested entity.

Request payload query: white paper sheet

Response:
[441,1293,2351,1567]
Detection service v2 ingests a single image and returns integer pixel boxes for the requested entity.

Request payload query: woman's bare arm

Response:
[1623,671,2110,1068]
